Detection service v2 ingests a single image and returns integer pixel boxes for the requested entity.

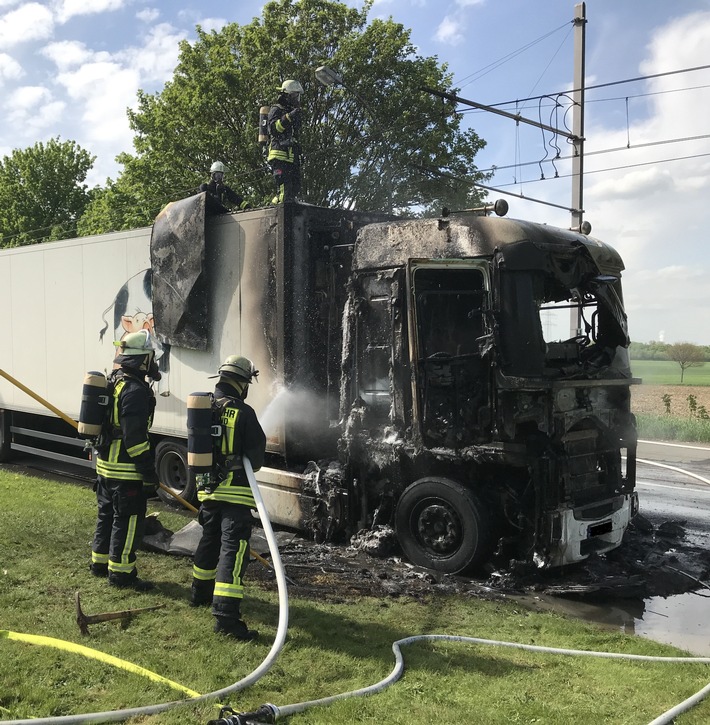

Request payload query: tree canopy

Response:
[0,138,95,248]
[666,342,705,383]
[83,0,488,232]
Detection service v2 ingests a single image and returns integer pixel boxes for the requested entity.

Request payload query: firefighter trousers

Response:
[92,477,147,581]
[192,501,253,620]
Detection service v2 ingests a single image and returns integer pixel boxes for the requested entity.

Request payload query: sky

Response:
[1,0,710,345]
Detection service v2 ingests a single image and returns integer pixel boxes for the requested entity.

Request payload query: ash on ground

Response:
[245,515,710,604]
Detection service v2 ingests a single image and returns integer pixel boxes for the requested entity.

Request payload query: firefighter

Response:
[90,330,160,591]
[267,79,303,203]
[199,161,252,214]
[190,355,266,641]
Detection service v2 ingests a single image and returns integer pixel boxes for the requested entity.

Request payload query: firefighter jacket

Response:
[267,100,301,164]
[199,179,250,210]
[198,381,266,507]
[96,369,156,485]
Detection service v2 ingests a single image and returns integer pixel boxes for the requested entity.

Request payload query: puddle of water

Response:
[514,590,710,657]
[635,592,710,656]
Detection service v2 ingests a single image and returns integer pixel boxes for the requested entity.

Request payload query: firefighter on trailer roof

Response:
[267,80,303,203]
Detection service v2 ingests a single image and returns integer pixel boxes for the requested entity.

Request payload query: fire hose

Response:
[2,367,709,724]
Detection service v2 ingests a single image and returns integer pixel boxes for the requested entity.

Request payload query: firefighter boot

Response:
[190,580,214,607]
[89,563,108,577]
[108,571,155,592]
[213,617,258,641]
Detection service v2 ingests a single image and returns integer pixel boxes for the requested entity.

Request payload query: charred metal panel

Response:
[353,214,622,273]
[150,193,208,350]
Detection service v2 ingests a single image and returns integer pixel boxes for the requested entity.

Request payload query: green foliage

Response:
[630,340,710,363]
[2,473,710,724]
[666,342,705,383]
[635,413,710,442]
[82,0,488,232]
[662,393,672,415]
[0,137,96,247]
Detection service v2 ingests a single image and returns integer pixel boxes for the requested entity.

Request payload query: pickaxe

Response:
[75,591,165,635]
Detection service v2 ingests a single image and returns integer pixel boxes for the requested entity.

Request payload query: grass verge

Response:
[636,413,710,442]
[1,471,709,724]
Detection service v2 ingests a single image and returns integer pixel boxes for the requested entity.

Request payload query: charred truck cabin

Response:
[0,198,638,574]
[337,210,638,573]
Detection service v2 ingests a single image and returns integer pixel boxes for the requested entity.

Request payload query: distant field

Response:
[630,359,710,386]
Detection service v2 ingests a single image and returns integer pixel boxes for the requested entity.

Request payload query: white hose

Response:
[270,635,710,724]
[4,455,289,724]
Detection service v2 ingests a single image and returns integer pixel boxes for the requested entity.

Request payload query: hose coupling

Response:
[207,703,277,725]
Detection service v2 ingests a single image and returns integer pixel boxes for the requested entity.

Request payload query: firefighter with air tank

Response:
[264,79,304,203]
[187,355,266,641]
[86,330,161,591]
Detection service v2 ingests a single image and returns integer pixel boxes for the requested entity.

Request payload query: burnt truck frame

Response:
[0,200,638,572]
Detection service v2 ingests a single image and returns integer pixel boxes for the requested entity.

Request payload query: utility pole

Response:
[571,1,586,232]
[570,1,587,336]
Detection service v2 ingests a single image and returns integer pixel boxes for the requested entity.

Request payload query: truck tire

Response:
[395,477,491,574]
[155,440,196,508]
[0,410,11,463]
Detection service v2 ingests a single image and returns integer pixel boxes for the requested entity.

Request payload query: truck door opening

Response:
[412,266,490,448]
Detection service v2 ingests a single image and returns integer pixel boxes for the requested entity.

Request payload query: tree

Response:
[0,138,95,247]
[666,342,705,382]
[83,0,488,232]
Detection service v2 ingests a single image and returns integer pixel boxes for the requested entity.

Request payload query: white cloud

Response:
[435,16,464,46]
[456,0,485,6]
[0,2,54,48]
[0,51,22,80]
[198,16,229,33]
[41,40,95,70]
[136,7,159,23]
[4,84,64,133]
[116,22,185,84]
[54,0,126,24]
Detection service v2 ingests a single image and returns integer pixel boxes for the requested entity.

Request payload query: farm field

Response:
[631,359,710,386]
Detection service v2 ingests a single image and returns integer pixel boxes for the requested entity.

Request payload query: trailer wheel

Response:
[155,440,196,508]
[0,410,11,463]
[395,477,491,574]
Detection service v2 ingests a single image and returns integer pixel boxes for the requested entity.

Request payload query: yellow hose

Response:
[0,630,201,698]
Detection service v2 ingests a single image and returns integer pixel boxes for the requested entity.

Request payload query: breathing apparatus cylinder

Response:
[258,105,270,145]
[187,393,214,473]
[78,371,109,439]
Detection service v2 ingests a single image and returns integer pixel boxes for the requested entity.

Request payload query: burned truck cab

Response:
[341,212,638,572]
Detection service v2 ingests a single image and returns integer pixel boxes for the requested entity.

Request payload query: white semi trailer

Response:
[0,196,639,572]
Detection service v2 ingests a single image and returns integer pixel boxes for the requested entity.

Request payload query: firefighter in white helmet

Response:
[190,354,266,640]
[267,80,304,203]
[199,161,252,214]
[90,330,160,591]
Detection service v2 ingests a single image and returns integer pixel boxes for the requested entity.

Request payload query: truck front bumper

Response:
[542,492,637,568]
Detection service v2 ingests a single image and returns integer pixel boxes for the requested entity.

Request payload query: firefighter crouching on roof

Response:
[199,161,252,214]
[90,330,160,591]
[267,79,303,203]
[190,355,266,641]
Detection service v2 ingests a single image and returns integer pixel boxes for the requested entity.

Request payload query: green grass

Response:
[631,359,710,385]
[636,413,710,442]
[1,473,710,724]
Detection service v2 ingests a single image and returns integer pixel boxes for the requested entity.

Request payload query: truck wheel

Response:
[0,410,11,463]
[395,477,491,574]
[155,440,196,508]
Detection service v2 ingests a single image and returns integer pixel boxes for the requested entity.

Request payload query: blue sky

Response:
[1,0,710,344]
